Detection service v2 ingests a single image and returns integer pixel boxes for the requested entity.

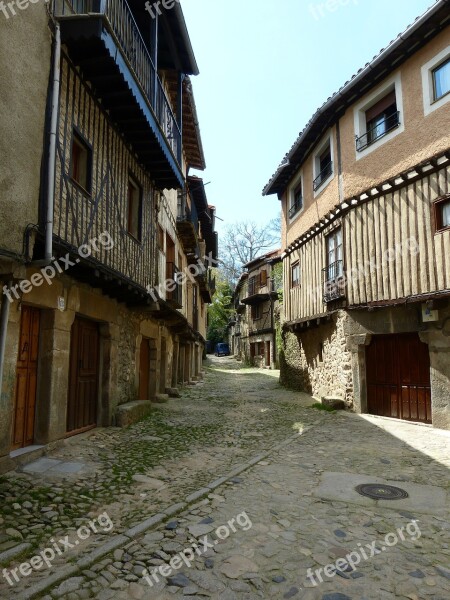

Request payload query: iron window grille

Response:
[313,161,333,191]
[356,111,400,152]
[322,260,345,303]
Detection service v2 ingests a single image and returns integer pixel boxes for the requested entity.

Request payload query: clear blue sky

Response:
[182,0,436,235]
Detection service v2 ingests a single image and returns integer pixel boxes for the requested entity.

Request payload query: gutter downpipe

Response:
[0,283,12,405]
[34,21,61,267]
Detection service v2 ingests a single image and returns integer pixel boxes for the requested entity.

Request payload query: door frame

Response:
[66,316,101,437]
[11,305,41,450]
[365,332,432,424]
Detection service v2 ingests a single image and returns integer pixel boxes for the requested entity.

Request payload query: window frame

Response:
[291,261,300,288]
[252,304,262,321]
[70,128,93,195]
[313,133,334,196]
[353,73,404,160]
[432,57,450,102]
[434,196,450,234]
[126,175,143,242]
[287,170,304,222]
[421,46,450,116]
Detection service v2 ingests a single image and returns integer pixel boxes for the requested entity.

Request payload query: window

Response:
[252,304,262,320]
[354,74,404,157]
[289,180,303,219]
[291,262,300,288]
[313,137,333,192]
[259,270,268,286]
[357,90,399,151]
[158,225,165,251]
[435,197,450,233]
[127,177,142,240]
[433,58,450,101]
[318,342,324,364]
[323,228,345,302]
[70,130,92,193]
[422,47,450,115]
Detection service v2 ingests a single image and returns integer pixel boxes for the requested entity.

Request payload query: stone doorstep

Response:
[115,400,153,428]
[321,396,346,410]
[154,394,169,404]
[14,424,316,600]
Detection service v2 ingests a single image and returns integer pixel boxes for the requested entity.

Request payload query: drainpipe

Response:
[0,283,12,403]
[34,22,61,267]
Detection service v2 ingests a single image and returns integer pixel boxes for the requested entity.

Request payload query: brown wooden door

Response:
[366,333,431,424]
[67,318,99,435]
[12,306,40,450]
[139,338,150,400]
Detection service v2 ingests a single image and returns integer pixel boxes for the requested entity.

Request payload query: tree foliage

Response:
[207,272,233,345]
[219,217,281,286]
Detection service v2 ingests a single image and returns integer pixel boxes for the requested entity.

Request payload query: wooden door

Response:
[67,317,99,435]
[139,338,150,400]
[12,306,40,450]
[366,333,431,424]
[265,342,271,367]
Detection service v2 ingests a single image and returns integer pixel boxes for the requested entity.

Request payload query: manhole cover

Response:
[355,483,409,500]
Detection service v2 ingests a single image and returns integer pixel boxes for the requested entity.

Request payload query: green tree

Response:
[207,273,233,344]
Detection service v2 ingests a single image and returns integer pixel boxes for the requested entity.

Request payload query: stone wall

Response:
[280,311,354,404]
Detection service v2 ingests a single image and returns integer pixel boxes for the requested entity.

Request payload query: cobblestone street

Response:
[1,357,449,599]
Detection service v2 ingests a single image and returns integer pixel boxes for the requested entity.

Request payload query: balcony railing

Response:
[313,161,333,191]
[166,262,182,308]
[322,260,346,303]
[289,196,303,219]
[356,111,400,152]
[54,0,181,162]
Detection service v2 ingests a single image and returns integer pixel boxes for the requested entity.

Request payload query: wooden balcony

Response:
[176,194,200,262]
[53,0,183,189]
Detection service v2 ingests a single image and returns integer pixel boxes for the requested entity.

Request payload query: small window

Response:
[289,180,303,218]
[127,177,142,240]
[291,262,300,288]
[313,141,333,191]
[158,225,165,251]
[435,197,450,233]
[260,270,268,286]
[326,228,343,275]
[318,342,324,363]
[361,91,399,150]
[70,130,92,193]
[433,58,450,101]
[252,304,262,320]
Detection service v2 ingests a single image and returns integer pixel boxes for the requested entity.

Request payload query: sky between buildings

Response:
[181,0,436,237]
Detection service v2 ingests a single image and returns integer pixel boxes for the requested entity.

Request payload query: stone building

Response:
[228,250,281,369]
[263,0,450,429]
[0,0,217,472]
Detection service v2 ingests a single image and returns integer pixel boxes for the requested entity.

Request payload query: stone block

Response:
[154,394,169,404]
[115,400,152,428]
[322,397,346,410]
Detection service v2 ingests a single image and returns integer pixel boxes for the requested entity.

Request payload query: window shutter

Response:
[366,91,396,121]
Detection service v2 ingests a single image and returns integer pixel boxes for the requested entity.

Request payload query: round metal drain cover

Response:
[355,483,409,501]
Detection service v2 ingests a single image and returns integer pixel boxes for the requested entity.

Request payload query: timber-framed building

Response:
[264,0,450,429]
[0,0,217,471]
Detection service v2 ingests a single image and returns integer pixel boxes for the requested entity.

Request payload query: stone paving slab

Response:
[314,471,448,515]
[1,358,449,599]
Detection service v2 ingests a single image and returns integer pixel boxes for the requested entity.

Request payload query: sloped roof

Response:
[263,0,450,197]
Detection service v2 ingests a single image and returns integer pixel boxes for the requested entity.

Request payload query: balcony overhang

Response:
[57,17,184,189]
[242,292,277,305]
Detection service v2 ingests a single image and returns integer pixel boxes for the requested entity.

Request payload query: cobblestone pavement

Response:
[2,358,450,599]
